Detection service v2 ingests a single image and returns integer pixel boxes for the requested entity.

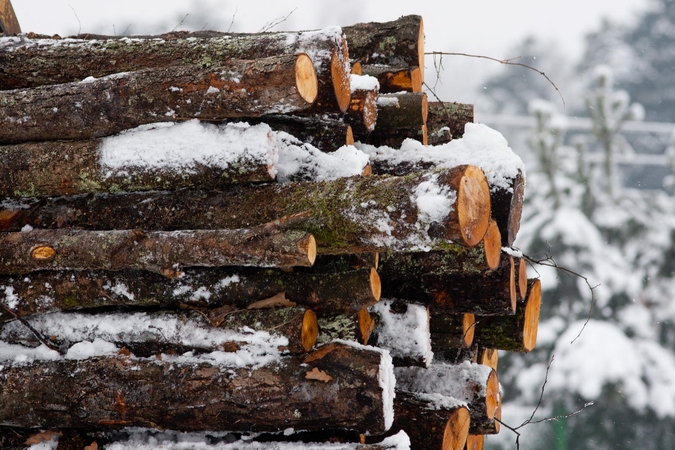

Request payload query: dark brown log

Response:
[426,102,474,145]
[247,115,353,152]
[0,29,350,113]
[0,342,393,433]
[381,253,517,315]
[316,309,375,346]
[429,312,475,351]
[473,278,541,352]
[465,435,485,450]
[391,392,469,450]
[345,75,378,135]
[0,53,318,144]
[0,126,277,198]
[343,15,424,78]
[0,265,380,325]
[361,65,422,93]
[1,166,490,252]
[0,307,318,356]
[396,363,499,430]
[375,92,428,129]
[0,0,20,35]
[0,227,316,274]
[433,344,478,365]
[491,170,525,247]
[357,125,426,148]
[311,252,379,272]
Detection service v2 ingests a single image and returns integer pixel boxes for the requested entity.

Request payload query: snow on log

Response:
[0,53,318,144]
[429,312,476,351]
[360,65,422,93]
[0,342,393,434]
[395,362,499,430]
[0,226,316,275]
[1,166,491,252]
[473,278,542,352]
[0,27,351,113]
[426,102,474,145]
[0,307,318,356]
[247,114,354,152]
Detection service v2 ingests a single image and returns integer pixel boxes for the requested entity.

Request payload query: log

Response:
[0,0,20,35]
[0,121,278,198]
[391,392,469,450]
[378,245,491,278]
[343,15,424,78]
[247,115,353,152]
[0,342,394,434]
[0,227,316,275]
[516,252,528,300]
[0,307,318,356]
[316,309,375,346]
[381,254,517,315]
[345,75,379,135]
[465,435,484,450]
[432,344,478,365]
[357,125,426,148]
[1,166,491,252]
[429,312,475,350]
[0,53,318,144]
[472,399,501,435]
[395,362,499,429]
[374,92,428,130]
[0,28,351,113]
[476,348,498,371]
[473,278,541,352]
[483,219,502,271]
[491,170,525,246]
[361,65,422,93]
[426,102,474,145]
[0,265,380,325]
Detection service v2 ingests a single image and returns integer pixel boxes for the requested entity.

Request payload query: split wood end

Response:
[465,434,485,450]
[351,61,362,75]
[417,17,424,80]
[346,125,355,145]
[518,257,528,300]
[485,369,499,420]
[358,308,375,344]
[478,348,498,371]
[509,256,517,313]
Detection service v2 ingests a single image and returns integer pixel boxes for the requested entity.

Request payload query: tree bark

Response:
[0,29,350,113]
[316,309,375,346]
[0,342,392,434]
[1,166,491,252]
[426,102,474,145]
[429,312,475,350]
[471,400,501,435]
[0,54,318,144]
[0,129,277,198]
[0,265,379,325]
[375,93,428,129]
[345,77,378,135]
[0,227,316,275]
[0,0,20,35]
[247,115,353,152]
[343,15,424,78]
[432,344,478,366]
[390,392,469,450]
[361,65,422,93]
[357,125,427,148]
[473,278,541,352]
[490,170,525,247]
[0,307,318,356]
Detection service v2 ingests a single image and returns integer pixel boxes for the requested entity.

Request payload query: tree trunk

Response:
[390,392,470,450]
[343,15,424,79]
[247,115,353,152]
[0,124,277,198]
[0,227,316,275]
[473,278,541,352]
[0,54,318,144]
[0,29,350,113]
[426,102,474,145]
[361,65,422,93]
[429,312,476,350]
[378,245,492,278]
[0,265,380,325]
[2,166,491,252]
[0,307,318,356]
[0,342,392,434]
[0,0,20,35]
[490,170,525,247]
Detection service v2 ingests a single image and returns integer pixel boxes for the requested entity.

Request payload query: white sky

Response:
[10,0,650,103]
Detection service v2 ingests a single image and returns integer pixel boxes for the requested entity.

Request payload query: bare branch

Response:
[227,7,238,33]
[0,303,64,355]
[258,8,297,33]
[172,14,189,32]
[517,355,555,429]
[68,5,82,35]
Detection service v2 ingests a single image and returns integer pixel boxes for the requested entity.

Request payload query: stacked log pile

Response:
[0,8,540,450]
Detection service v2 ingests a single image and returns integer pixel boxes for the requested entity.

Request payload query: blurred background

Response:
[10,0,675,448]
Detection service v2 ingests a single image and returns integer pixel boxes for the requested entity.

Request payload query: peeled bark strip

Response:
[0,0,20,35]
[429,312,475,350]
[0,266,379,325]
[473,278,541,352]
[0,54,318,144]
[0,227,316,274]
[316,309,375,346]
[361,65,422,93]
[343,15,424,78]
[0,132,276,198]
[426,102,474,145]
[0,307,318,355]
[2,167,490,252]
[491,170,525,246]
[247,114,353,152]
[0,342,392,434]
[395,363,499,430]
[0,29,350,113]
[391,392,469,450]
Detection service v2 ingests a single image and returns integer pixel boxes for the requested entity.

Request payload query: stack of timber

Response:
[0,5,539,450]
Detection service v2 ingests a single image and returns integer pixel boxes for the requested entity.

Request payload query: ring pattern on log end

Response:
[295,53,318,104]
[443,405,470,450]
[457,166,491,247]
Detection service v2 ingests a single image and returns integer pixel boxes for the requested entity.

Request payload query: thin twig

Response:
[425,51,565,109]
[519,356,554,428]
[68,5,82,35]
[227,7,238,33]
[0,303,63,354]
[172,14,189,32]
[258,8,297,33]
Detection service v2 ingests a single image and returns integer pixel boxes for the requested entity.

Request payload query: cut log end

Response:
[421,93,429,125]
[457,166,491,247]
[443,406,470,450]
[509,256,516,313]
[331,45,352,113]
[370,267,382,302]
[411,67,422,93]
[485,369,499,420]
[463,313,476,348]
[0,0,21,34]
[302,309,319,351]
[478,348,498,371]
[295,53,319,104]
[359,308,376,344]
[518,258,528,300]
[0,210,19,231]
[417,18,425,80]
[346,125,355,145]
[30,246,55,261]
[351,61,363,75]
[483,220,502,270]
[304,235,317,266]
[523,279,542,352]
[465,435,485,450]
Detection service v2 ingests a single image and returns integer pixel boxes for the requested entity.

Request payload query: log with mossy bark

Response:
[316,309,376,346]
[426,102,474,145]
[0,28,351,113]
[0,342,393,434]
[247,114,354,152]
[473,278,541,352]
[0,307,318,356]
[343,15,424,79]
[0,53,318,144]
[1,166,491,252]
[0,226,316,275]
[360,65,422,93]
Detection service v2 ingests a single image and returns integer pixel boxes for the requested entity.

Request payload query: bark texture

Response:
[429,312,475,350]
[345,84,378,135]
[247,114,353,152]
[316,310,375,346]
[426,102,474,145]
[491,170,525,247]
[361,65,422,93]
